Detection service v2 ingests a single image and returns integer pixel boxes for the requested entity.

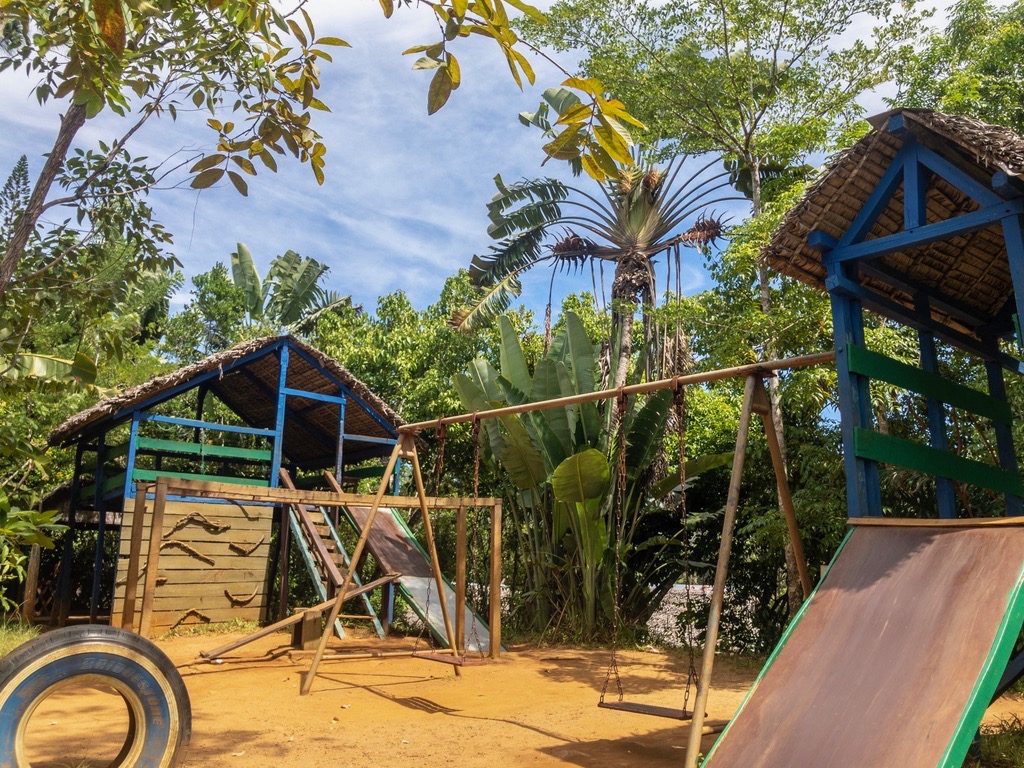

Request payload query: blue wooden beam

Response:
[286,343,399,437]
[343,434,399,446]
[985,355,1023,517]
[270,345,290,487]
[916,296,956,519]
[122,412,141,500]
[915,143,1003,207]
[827,264,882,517]
[282,387,346,405]
[1001,214,1024,331]
[904,143,930,230]
[838,141,915,247]
[825,199,1024,266]
[140,413,276,437]
[335,392,347,482]
[992,171,1024,199]
[858,262,989,331]
[826,269,1020,369]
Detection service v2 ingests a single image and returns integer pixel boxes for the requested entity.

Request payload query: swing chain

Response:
[466,415,484,657]
[600,390,629,704]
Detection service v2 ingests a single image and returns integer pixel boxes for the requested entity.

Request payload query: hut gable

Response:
[763,109,1024,341]
[50,335,402,470]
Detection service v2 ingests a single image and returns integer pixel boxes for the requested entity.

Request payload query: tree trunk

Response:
[750,156,804,619]
[609,253,651,389]
[0,102,87,297]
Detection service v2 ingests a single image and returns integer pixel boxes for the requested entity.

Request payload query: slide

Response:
[702,520,1024,768]
[342,505,494,653]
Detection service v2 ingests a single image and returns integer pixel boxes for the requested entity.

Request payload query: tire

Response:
[0,625,191,768]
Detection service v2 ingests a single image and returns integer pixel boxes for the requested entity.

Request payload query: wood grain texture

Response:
[702,524,1024,768]
[114,498,274,633]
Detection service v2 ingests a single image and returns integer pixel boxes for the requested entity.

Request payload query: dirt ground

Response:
[24,628,1024,768]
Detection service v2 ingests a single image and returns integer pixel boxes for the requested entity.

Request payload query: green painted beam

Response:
[848,345,1011,424]
[854,429,1024,497]
[135,436,272,462]
[130,469,271,487]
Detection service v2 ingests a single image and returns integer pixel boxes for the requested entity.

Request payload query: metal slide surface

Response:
[343,506,493,653]
[702,521,1024,768]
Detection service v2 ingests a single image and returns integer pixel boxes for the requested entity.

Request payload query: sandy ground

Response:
[22,628,1024,768]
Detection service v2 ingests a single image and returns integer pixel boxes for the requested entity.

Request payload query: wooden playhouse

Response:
[41,335,404,633]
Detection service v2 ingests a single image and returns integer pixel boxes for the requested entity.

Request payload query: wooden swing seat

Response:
[413,651,486,667]
[598,701,695,721]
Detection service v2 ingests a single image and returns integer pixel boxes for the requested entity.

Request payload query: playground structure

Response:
[8,108,1024,768]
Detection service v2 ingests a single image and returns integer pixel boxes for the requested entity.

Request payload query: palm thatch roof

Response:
[49,336,403,468]
[763,109,1024,339]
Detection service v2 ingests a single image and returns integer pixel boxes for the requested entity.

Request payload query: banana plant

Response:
[229,243,354,332]
[456,311,728,635]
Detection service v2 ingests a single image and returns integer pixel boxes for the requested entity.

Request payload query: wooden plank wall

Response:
[114,498,274,634]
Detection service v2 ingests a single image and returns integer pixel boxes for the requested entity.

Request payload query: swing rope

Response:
[464,416,485,658]
[414,420,448,655]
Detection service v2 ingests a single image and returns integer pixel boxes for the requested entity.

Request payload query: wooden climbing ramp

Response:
[343,505,495,653]
[701,519,1024,768]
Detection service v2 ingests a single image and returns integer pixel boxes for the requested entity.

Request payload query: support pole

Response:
[21,544,40,623]
[139,477,168,638]
[684,375,757,768]
[408,438,461,673]
[751,378,813,599]
[489,500,502,658]
[120,483,150,630]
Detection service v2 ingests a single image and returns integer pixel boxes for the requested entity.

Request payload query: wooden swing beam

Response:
[302,353,830,719]
[395,351,832,768]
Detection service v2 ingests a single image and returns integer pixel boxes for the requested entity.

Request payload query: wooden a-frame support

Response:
[302,431,462,694]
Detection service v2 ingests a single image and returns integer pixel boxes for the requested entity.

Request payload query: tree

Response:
[895,0,1024,131]
[521,0,924,613]
[453,157,729,388]
[0,0,644,298]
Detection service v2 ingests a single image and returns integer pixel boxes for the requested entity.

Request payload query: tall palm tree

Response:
[452,157,733,386]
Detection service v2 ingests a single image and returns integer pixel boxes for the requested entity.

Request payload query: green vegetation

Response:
[968,715,1024,768]
[0,0,1022,655]
[0,621,39,658]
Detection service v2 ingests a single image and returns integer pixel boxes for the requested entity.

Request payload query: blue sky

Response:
[0,2,937,321]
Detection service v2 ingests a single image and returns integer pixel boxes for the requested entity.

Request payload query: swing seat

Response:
[413,652,486,667]
[598,701,697,721]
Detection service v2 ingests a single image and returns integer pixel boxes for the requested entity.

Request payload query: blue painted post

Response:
[985,355,1023,516]
[89,433,108,621]
[335,393,347,483]
[123,412,141,500]
[1002,214,1024,335]
[916,297,956,518]
[270,344,290,488]
[827,264,882,517]
[904,144,929,231]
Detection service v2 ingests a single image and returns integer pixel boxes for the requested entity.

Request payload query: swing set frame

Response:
[302,350,831,762]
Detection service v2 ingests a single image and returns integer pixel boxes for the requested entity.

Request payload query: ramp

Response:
[703,520,1024,768]
[343,506,493,653]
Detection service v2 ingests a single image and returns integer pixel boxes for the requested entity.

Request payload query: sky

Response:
[0,2,939,321]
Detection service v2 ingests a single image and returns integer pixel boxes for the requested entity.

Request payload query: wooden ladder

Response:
[279,470,386,640]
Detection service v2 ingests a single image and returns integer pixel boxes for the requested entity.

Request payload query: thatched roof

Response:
[50,336,403,468]
[764,109,1024,339]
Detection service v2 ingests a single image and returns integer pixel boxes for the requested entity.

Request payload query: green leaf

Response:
[552,449,610,504]
[499,315,531,395]
[315,36,350,48]
[504,0,546,22]
[413,57,444,70]
[427,67,454,114]
[229,242,264,318]
[190,168,224,189]
[190,154,225,173]
[227,169,248,196]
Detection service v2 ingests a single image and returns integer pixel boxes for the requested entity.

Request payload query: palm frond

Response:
[468,224,548,287]
[486,176,569,240]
